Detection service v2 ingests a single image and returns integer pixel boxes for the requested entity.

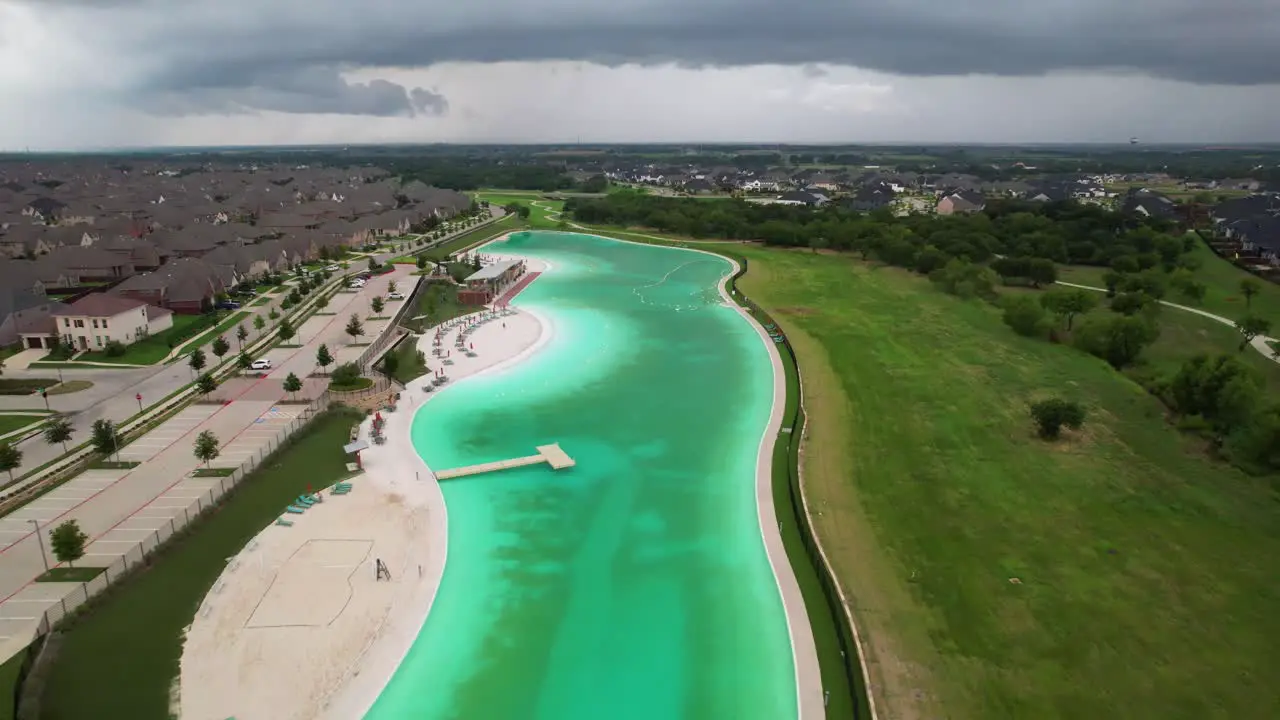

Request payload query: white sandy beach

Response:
[177,253,551,720]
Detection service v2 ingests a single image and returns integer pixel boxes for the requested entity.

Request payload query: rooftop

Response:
[465,258,522,283]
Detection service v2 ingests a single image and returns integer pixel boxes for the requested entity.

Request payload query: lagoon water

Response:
[366,232,796,719]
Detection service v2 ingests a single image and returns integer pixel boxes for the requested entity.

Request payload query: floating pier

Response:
[435,443,575,480]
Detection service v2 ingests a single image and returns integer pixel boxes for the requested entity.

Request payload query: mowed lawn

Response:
[37,408,362,719]
[736,246,1280,720]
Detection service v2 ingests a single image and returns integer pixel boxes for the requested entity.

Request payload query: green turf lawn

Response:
[0,649,21,720]
[1059,234,1280,325]
[424,215,518,260]
[36,407,362,719]
[77,314,213,365]
[735,246,1280,720]
[474,192,565,229]
[0,414,45,437]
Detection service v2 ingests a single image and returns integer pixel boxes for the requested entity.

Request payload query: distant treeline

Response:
[567,191,1180,268]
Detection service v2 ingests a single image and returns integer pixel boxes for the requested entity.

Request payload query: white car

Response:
[387,292,405,300]
[348,279,366,288]
[325,264,340,271]
[250,359,272,370]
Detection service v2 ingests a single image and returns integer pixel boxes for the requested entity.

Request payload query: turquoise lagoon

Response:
[366,232,797,719]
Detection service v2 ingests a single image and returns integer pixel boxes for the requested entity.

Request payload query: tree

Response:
[253,315,267,334]
[43,414,74,452]
[1002,295,1049,337]
[368,257,378,272]
[1040,289,1098,331]
[211,335,230,361]
[1240,278,1261,309]
[316,295,329,310]
[90,419,120,459]
[268,308,280,321]
[345,314,364,343]
[0,442,21,482]
[1027,258,1058,288]
[49,520,88,568]
[381,350,400,378]
[371,297,385,315]
[1101,270,1124,298]
[1073,314,1160,369]
[1110,291,1152,316]
[236,323,249,350]
[1169,354,1261,434]
[416,255,428,270]
[193,430,220,466]
[278,318,296,342]
[196,372,217,395]
[1030,398,1086,440]
[188,348,207,376]
[1236,315,1272,352]
[331,362,361,386]
[237,350,252,371]
[282,372,303,400]
[316,344,334,374]
[388,280,398,294]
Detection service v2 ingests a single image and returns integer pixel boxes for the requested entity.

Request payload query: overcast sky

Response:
[2,0,1278,150]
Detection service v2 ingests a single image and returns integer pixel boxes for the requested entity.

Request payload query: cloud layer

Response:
[2,0,1278,148]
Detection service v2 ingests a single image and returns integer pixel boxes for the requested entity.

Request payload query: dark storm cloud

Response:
[27,0,1280,116]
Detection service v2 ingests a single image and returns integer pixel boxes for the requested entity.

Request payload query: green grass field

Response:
[425,215,519,260]
[474,191,565,229]
[0,414,46,437]
[1059,234,1280,325]
[735,247,1280,720]
[36,408,362,719]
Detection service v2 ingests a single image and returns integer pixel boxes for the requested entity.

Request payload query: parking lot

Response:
[211,404,307,468]
[116,405,223,463]
[0,469,130,550]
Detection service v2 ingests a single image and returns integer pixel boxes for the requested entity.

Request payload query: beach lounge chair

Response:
[296,496,316,506]
[285,505,306,514]
[275,518,293,527]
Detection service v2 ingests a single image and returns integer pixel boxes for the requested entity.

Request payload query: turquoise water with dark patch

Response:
[366,232,795,719]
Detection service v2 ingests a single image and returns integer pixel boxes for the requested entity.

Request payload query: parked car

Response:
[250,358,272,370]
[387,292,405,300]
[349,279,366,289]
[325,264,340,271]
[215,300,241,310]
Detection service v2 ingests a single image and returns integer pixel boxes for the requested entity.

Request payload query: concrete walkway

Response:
[1056,280,1280,364]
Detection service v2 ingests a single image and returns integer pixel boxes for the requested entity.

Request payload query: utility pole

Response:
[30,519,49,572]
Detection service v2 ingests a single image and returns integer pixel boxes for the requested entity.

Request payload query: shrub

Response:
[1072,314,1159,369]
[1001,295,1049,338]
[330,362,361,386]
[1030,398,1086,439]
[102,340,126,357]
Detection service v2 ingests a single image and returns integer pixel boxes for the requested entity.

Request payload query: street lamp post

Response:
[29,519,49,573]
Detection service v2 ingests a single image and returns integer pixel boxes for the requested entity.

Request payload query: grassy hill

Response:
[736,246,1280,720]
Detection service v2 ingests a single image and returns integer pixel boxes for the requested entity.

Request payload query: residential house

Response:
[936,191,987,215]
[846,185,896,211]
[21,197,65,223]
[0,282,63,349]
[45,245,136,282]
[0,225,57,258]
[51,294,173,351]
[1121,188,1179,221]
[113,257,235,314]
[775,190,829,206]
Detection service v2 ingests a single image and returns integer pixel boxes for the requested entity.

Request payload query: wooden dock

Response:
[435,443,576,480]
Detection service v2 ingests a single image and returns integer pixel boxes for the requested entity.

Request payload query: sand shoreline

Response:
[321,254,553,720]
[177,253,551,720]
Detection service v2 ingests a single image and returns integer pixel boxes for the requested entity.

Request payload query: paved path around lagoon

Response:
[0,267,416,648]
[1056,281,1279,364]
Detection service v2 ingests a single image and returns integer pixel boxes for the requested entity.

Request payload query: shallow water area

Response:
[367,231,796,719]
